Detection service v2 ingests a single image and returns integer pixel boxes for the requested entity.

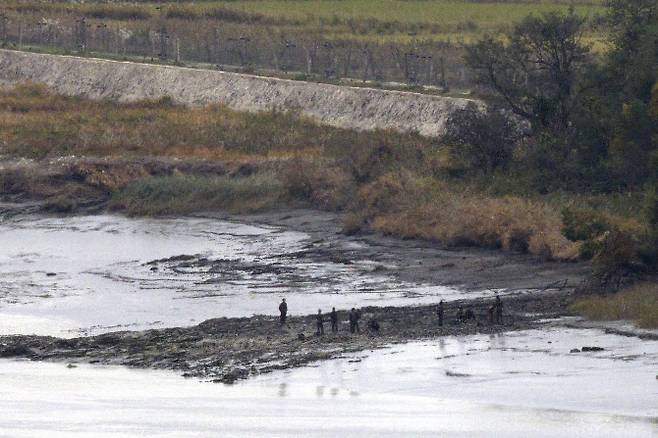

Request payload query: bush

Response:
[561,207,611,259]
[591,227,636,282]
[638,188,658,266]
[280,158,352,211]
[443,103,520,174]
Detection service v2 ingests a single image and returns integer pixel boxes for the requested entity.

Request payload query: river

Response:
[0,213,472,337]
[1,212,656,437]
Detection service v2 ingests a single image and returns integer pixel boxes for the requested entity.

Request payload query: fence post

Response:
[18,19,23,49]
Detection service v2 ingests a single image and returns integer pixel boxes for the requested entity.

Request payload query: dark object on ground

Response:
[581,346,605,352]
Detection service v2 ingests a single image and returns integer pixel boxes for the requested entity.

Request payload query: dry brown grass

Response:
[0,83,361,161]
[345,172,580,260]
[571,282,658,328]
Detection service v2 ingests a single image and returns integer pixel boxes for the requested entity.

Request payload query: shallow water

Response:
[1,327,656,437]
[0,214,497,337]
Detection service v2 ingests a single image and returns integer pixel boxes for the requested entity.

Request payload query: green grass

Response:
[2,0,606,43]
[226,0,603,25]
[110,174,285,216]
[571,283,658,328]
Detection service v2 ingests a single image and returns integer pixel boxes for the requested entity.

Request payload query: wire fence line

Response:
[0,13,473,89]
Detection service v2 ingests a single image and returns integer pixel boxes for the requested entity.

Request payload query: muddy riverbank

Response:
[0,291,571,384]
[204,209,591,293]
[0,200,592,382]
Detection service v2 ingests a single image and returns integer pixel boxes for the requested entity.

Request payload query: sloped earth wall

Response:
[0,49,477,137]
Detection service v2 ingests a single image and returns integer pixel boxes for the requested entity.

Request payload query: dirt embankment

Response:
[0,49,476,137]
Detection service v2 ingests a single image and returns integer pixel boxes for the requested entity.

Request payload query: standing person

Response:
[495,295,503,324]
[488,304,495,324]
[349,308,357,333]
[354,308,361,333]
[437,300,444,327]
[279,298,288,325]
[330,307,338,333]
[316,309,325,335]
[456,306,464,324]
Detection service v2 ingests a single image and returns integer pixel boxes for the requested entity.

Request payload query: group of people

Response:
[435,295,504,326]
[279,295,505,336]
[278,299,362,335]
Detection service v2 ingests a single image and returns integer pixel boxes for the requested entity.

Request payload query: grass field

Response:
[226,0,603,26]
[2,0,605,43]
[202,0,606,42]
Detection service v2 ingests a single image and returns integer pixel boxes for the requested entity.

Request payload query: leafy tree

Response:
[465,9,590,140]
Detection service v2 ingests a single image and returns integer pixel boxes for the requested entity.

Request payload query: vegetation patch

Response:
[571,283,658,328]
[110,174,284,216]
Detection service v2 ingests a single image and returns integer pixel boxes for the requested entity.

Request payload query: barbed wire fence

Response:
[0,13,471,89]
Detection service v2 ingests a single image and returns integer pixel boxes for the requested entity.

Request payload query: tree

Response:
[465,9,590,140]
[443,103,521,173]
[604,0,658,101]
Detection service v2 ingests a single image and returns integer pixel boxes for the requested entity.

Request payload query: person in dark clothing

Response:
[437,300,444,327]
[495,295,503,324]
[456,305,464,323]
[279,298,288,325]
[488,304,495,324]
[464,307,475,321]
[349,308,360,333]
[316,309,324,335]
[330,307,338,333]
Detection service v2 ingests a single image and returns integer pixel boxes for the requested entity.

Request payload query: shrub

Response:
[638,188,658,266]
[280,158,352,211]
[561,206,611,259]
[591,227,636,282]
[443,103,521,174]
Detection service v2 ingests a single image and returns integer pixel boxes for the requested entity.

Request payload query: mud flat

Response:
[0,203,589,332]
[0,207,591,383]
[0,49,476,137]
[0,290,575,384]
[207,208,591,293]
